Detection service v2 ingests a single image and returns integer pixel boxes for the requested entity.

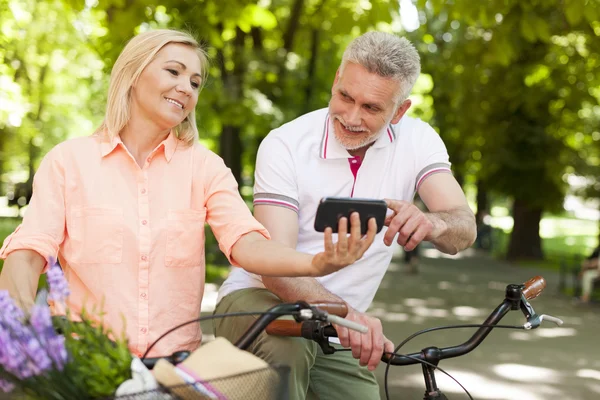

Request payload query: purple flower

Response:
[0,320,54,379]
[0,295,58,378]
[30,305,68,371]
[0,378,14,393]
[46,258,70,302]
[0,291,24,329]
[0,325,27,378]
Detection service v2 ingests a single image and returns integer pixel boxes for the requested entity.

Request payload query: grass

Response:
[490,214,598,271]
[0,217,21,270]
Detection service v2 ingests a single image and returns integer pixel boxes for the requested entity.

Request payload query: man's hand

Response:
[383,199,445,251]
[311,212,377,276]
[335,308,394,371]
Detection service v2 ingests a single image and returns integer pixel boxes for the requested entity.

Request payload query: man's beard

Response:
[330,114,391,151]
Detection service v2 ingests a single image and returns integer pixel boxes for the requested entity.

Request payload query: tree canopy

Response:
[1,0,599,260]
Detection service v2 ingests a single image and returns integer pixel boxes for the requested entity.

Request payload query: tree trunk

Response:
[219,126,242,186]
[475,179,489,223]
[506,199,543,260]
[217,27,245,189]
[304,28,320,113]
[454,170,465,190]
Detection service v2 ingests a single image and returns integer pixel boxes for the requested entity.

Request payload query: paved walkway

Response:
[369,248,599,399]
[200,247,599,399]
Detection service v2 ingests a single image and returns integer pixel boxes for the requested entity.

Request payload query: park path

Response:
[366,247,600,399]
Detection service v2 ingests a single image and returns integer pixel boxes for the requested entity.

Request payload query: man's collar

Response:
[319,114,397,160]
[100,130,178,162]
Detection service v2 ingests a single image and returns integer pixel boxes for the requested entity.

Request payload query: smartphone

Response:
[314,197,387,235]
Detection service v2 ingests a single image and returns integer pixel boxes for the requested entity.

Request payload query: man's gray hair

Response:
[340,32,421,101]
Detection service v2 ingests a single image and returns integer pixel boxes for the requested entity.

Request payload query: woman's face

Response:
[130,43,202,132]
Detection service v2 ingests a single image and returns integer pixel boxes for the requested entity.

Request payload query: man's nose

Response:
[346,106,362,125]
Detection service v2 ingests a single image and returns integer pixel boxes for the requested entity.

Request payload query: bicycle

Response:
[126,275,561,399]
[263,275,563,400]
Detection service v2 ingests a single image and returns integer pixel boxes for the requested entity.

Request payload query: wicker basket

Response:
[106,364,290,400]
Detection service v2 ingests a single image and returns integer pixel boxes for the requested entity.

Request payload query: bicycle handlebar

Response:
[266,276,559,366]
[140,276,556,371]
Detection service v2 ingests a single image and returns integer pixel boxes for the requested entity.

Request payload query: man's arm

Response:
[384,173,476,254]
[418,173,477,254]
[255,204,393,371]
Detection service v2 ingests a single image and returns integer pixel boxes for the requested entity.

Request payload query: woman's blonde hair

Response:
[95,29,209,147]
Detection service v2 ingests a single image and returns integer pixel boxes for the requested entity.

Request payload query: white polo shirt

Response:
[218,108,452,312]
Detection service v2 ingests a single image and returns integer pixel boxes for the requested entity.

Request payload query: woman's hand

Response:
[311,212,377,276]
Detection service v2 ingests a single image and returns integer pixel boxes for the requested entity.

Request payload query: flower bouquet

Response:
[0,259,132,399]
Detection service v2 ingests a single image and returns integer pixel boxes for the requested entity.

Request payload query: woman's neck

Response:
[120,117,171,167]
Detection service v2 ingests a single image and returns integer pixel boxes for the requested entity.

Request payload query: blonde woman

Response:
[0,29,376,357]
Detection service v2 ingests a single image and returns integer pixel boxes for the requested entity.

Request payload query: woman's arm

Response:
[0,249,45,310]
[231,213,376,277]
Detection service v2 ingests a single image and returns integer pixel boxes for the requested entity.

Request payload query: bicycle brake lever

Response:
[538,314,564,326]
[523,314,564,329]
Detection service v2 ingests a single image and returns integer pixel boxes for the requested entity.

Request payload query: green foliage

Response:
[8,314,131,400]
[0,0,107,191]
[410,0,600,258]
[2,0,600,261]
[52,312,132,399]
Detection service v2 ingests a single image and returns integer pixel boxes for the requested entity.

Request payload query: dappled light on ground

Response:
[422,248,477,259]
[493,363,561,382]
[509,326,577,341]
[577,369,600,381]
[371,251,598,399]
[452,306,485,318]
[389,369,563,399]
[412,306,449,318]
[534,327,577,338]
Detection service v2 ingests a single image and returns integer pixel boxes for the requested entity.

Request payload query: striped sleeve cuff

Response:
[253,193,299,213]
[415,163,453,191]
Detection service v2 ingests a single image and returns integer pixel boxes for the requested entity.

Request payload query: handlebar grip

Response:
[522,276,546,300]
[311,302,348,317]
[328,315,368,333]
[265,320,302,336]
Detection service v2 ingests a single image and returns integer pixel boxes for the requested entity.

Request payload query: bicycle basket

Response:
[107,364,290,400]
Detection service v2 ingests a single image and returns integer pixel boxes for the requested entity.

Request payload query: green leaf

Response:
[240,4,278,31]
[565,0,584,25]
[532,16,551,42]
[520,16,537,42]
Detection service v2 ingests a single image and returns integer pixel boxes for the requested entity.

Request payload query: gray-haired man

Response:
[215,32,477,399]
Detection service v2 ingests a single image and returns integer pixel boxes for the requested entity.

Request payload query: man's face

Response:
[328,62,409,151]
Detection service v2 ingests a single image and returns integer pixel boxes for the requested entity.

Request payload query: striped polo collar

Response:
[319,113,397,159]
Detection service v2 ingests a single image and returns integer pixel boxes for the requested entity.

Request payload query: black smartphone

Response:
[314,197,387,235]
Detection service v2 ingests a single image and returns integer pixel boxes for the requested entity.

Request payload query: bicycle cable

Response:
[141,311,296,360]
[384,323,525,400]
[385,351,474,400]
